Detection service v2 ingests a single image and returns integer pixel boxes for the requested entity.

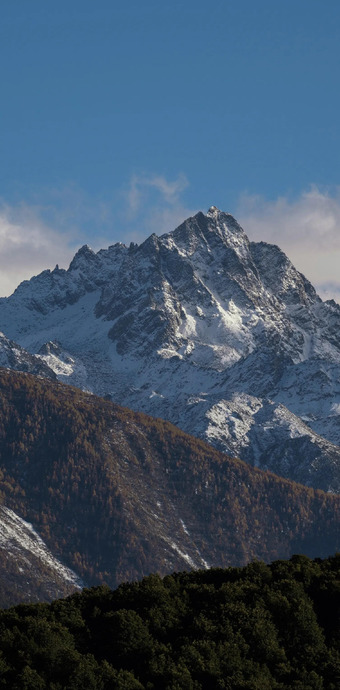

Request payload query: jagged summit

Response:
[206,205,237,224]
[64,209,251,273]
[208,205,220,214]
[69,244,97,270]
[164,210,249,262]
[1,208,340,491]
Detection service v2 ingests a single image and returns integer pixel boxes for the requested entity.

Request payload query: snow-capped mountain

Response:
[1,207,340,491]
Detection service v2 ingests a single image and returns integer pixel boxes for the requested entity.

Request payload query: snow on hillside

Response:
[0,505,83,600]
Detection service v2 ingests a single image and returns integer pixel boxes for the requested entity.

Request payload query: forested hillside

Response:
[0,555,339,688]
[0,368,339,606]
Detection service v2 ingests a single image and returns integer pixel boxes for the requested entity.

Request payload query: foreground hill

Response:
[0,368,339,606]
[1,208,340,491]
[0,554,339,689]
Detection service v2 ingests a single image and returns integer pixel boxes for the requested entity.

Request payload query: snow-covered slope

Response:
[1,207,340,491]
[0,505,82,604]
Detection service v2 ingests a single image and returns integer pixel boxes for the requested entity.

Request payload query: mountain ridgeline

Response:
[0,208,340,491]
[0,368,338,607]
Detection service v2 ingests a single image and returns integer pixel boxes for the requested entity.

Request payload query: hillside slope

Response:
[0,505,82,605]
[0,368,339,606]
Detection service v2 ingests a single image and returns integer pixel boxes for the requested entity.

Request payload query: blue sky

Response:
[1,0,340,298]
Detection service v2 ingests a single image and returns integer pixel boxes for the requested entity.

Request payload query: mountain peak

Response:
[75,243,94,255]
[207,205,220,216]
[2,207,340,493]
[206,206,236,222]
[168,209,246,249]
[69,244,97,270]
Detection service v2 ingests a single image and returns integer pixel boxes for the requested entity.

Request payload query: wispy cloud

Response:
[0,202,77,297]
[123,172,196,238]
[314,281,340,302]
[126,173,189,217]
[0,182,134,297]
[236,186,340,302]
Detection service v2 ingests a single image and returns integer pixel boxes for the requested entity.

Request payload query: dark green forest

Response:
[0,555,339,689]
[0,368,339,607]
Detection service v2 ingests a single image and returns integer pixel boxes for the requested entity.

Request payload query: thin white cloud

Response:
[144,173,189,203]
[126,173,189,216]
[0,182,132,297]
[315,282,340,303]
[236,186,340,302]
[0,203,76,297]
[122,172,197,238]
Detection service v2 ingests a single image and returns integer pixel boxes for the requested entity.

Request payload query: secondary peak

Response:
[207,205,220,216]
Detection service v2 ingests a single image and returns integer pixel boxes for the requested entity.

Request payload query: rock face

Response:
[1,208,340,491]
[0,332,56,380]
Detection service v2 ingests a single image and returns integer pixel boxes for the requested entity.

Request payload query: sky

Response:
[1,0,340,299]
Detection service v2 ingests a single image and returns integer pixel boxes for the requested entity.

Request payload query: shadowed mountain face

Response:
[0,369,339,606]
[1,208,340,490]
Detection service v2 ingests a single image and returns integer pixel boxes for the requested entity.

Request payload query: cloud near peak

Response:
[122,172,197,238]
[0,203,76,297]
[237,186,340,301]
[126,173,189,216]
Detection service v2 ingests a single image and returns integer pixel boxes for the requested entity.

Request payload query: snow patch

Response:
[166,540,198,569]
[0,506,83,588]
[180,519,190,535]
